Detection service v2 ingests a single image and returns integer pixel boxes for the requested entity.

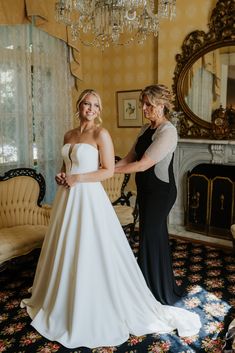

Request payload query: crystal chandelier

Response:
[55,0,176,49]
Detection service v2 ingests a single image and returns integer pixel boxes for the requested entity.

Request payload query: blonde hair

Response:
[75,89,103,125]
[139,84,174,119]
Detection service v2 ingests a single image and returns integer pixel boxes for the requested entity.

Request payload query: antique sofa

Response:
[0,168,51,267]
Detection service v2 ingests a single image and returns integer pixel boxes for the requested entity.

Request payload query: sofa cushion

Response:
[0,225,47,264]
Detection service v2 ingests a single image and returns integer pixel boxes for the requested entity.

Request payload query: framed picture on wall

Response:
[116,90,143,127]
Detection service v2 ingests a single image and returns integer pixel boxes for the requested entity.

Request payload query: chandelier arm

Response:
[55,0,176,49]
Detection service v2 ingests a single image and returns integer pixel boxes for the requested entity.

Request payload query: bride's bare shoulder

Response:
[94,126,110,139]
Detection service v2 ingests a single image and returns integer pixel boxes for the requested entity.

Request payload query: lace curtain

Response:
[0,26,32,168]
[0,25,73,203]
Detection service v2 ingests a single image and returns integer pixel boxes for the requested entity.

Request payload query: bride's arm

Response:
[55,132,68,185]
[55,162,66,185]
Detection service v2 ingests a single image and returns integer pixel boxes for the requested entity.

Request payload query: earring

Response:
[157,107,164,118]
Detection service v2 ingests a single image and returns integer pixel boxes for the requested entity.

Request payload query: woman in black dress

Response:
[115,84,183,305]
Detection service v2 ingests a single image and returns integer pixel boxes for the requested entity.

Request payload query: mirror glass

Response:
[183,46,235,123]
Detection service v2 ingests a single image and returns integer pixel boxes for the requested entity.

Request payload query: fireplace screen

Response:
[186,164,234,239]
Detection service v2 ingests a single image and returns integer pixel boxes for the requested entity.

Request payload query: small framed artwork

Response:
[116,90,143,127]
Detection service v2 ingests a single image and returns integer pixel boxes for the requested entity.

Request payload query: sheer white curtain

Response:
[0,25,73,203]
[0,25,33,169]
[31,26,72,203]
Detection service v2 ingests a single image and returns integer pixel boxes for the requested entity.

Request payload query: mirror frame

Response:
[172,0,235,138]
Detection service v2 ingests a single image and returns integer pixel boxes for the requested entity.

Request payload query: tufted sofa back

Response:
[102,174,126,203]
[101,155,131,205]
[0,175,49,228]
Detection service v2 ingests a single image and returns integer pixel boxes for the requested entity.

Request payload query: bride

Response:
[21,88,201,349]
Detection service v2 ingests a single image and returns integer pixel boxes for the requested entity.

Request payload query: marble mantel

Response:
[168,138,235,247]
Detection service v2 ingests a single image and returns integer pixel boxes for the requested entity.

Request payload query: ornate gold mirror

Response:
[172,0,235,139]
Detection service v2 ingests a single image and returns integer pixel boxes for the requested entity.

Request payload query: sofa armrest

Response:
[231,224,235,238]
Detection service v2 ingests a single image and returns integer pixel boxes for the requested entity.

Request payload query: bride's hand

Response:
[55,172,66,185]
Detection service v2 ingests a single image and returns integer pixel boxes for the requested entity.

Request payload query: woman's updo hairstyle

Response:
[139,84,174,119]
[75,89,103,125]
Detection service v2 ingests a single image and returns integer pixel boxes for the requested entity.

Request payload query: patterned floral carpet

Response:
[0,236,234,353]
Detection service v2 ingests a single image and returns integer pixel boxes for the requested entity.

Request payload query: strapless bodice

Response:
[61,143,99,174]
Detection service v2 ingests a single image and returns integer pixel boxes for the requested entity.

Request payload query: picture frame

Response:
[116,90,143,127]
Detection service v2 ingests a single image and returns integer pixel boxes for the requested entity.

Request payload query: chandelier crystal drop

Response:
[55,0,176,49]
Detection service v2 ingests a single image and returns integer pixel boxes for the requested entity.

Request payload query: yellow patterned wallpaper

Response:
[75,0,215,190]
[158,0,214,87]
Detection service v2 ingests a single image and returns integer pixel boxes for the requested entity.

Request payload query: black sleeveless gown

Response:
[135,126,183,305]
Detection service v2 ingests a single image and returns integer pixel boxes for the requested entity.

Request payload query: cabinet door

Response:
[186,174,210,233]
[209,177,234,234]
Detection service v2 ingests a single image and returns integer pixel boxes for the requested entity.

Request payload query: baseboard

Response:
[135,226,233,250]
[169,233,233,251]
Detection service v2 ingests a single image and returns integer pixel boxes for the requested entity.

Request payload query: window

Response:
[0,25,73,203]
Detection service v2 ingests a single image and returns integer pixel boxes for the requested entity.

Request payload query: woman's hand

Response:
[55,172,66,185]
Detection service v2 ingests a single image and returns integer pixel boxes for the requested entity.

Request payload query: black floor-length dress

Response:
[135,126,184,305]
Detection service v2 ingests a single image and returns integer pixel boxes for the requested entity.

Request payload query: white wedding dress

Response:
[21,143,201,349]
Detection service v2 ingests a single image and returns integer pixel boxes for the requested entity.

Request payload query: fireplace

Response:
[186,163,234,239]
[168,138,235,245]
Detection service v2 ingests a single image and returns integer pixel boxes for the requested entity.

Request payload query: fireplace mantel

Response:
[168,138,235,247]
